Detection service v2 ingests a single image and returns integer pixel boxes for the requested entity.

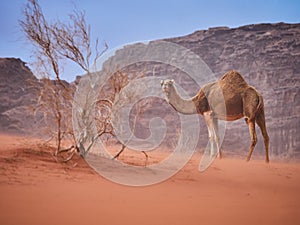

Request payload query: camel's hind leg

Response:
[256,109,270,163]
[245,118,257,161]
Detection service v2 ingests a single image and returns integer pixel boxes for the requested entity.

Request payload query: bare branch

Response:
[20,0,61,81]
[19,0,109,162]
[20,1,144,165]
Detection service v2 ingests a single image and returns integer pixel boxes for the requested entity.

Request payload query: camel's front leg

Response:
[213,118,222,158]
[204,111,216,158]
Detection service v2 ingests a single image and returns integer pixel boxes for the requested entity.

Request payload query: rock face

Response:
[164,22,300,158]
[0,22,299,159]
[0,58,39,134]
[0,58,72,136]
[107,22,300,159]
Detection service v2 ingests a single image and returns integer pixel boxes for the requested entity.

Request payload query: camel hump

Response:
[220,70,248,86]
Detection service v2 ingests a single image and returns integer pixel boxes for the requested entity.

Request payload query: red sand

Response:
[0,134,299,225]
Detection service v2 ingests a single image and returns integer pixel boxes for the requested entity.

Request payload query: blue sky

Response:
[0,0,300,81]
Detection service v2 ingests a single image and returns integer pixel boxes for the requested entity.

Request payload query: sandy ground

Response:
[0,134,300,225]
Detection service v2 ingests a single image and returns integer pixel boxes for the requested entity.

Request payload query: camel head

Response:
[161,79,176,103]
[160,79,175,96]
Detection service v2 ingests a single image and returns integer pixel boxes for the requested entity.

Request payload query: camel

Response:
[161,70,269,162]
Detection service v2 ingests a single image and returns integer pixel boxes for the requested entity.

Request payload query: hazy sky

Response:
[1,0,300,81]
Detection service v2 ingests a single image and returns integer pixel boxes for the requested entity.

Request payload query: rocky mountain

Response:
[1,22,299,159]
[0,58,39,134]
[165,22,300,158]
[0,58,73,136]
[99,22,300,159]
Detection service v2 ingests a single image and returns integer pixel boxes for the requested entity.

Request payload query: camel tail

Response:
[255,94,264,115]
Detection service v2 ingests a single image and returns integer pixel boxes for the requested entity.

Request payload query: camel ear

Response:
[170,79,174,84]
[160,80,164,85]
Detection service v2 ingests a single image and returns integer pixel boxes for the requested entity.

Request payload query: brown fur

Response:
[163,70,269,162]
[194,70,269,162]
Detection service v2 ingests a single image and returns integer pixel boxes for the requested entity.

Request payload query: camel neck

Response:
[167,86,198,115]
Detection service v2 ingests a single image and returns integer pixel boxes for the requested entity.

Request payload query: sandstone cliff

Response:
[0,58,38,134]
[0,22,299,159]
[164,22,300,158]
[102,22,300,159]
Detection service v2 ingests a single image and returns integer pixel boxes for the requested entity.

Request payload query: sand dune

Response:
[0,134,299,225]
